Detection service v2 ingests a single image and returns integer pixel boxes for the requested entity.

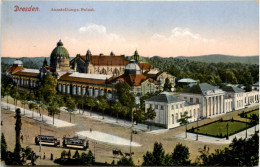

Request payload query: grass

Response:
[245,110,259,118]
[191,120,247,137]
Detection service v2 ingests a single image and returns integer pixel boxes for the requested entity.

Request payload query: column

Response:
[82,87,86,96]
[100,89,104,96]
[58,84,61,92]
[88,88,93,97]
[206,97,209,117]
[62,85,66,94]
[77,86,81,96]
[72,85,76,95]
[94,89,98,98]
[67,85,70,94]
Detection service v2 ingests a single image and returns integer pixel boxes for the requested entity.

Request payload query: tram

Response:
[62,136,88,150]
[35,135,60,147]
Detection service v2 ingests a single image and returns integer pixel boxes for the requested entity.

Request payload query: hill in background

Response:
[175,54,259,64]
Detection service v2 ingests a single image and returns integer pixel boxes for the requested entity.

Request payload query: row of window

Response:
[184,97,200,103]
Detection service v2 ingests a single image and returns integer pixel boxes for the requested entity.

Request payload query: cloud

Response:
[151,27,215,43]
[78,24,125,42]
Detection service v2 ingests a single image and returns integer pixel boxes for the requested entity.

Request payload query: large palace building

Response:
[7,40,175,100]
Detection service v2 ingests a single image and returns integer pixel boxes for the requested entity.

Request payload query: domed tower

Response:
[124,59,141,75]
[13,59,23,67]
[50,40,70,71]
[130,50,142,63]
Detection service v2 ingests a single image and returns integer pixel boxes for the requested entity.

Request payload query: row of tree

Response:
[54,150,95,165]
[141,133,259,166]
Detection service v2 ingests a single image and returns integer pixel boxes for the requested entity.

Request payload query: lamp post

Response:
[226,123,229,140]
[196,116,199,141]
[245,115,248,138]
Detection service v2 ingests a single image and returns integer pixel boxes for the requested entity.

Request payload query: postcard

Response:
[1,0,259,166]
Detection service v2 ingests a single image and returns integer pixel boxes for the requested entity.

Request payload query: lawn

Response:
[245,110,259,118]
[191,120,247,138]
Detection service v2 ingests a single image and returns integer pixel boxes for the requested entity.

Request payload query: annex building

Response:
[145,83,259,129]
[6,40,175,100]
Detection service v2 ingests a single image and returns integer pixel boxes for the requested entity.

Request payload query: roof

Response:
[58,73,109,85]
[91,55,129,66]
[253,82,259,86]
[111,73,159,86]
[138,63,153,70]
[178,78,198,83]
[50,40,70,59]
[69,72,111,80]
[221,86,245,93]
[7,66,24,74]
[12,68,39,78]
[143,71,164,79]
[145,92,183,103]
[183,83,217,94]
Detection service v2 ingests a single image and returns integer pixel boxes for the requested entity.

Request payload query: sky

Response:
[1,1,259,58]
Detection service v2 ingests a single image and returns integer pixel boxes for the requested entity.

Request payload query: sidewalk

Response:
[174,125,259,144]
[73,108,166,133]
[1,102,74,128]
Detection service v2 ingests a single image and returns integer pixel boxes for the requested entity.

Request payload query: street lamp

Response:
[245,115,248,138]
[196,116,199,141]
[226,123,229,140]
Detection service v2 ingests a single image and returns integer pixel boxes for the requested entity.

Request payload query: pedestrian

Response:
[43,152,45,159]
[1,121,3,126]
[90,128,92,132]
[50,153,53,160]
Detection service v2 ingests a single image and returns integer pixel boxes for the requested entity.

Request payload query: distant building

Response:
[221,86,245,111]
[252,82,259,91]
[177,78,198,87]
[145,92,199,129]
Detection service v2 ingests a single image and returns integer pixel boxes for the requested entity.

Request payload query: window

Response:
[171,105,174,110]
[155,105,158,109]
[190,110,192,117]
[161,105,164,110]
[196,98,199,103]
[184,97,187,99]
[150,104,153,108]
[172,114,174,124]
[176,104,179,109]
[190,98,193,103]
[180,104,182,108]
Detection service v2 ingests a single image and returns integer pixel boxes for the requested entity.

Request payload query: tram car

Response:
[62,137,88,150]
[35,135,60,147]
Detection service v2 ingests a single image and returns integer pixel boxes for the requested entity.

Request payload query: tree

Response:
[66,96,77,123]
[249,114,259,133]
[117,156,134,166]
[142,151,155,166]
[178,112,191,138]
[163,78,172,91]
[1,133,7,160]
[20,93,28,115]
[111,102,123,123]
[28,102,37,118]
[145,107,156,130]
[97,97,109,119]
[47,101,60,125]
[86,97,96,116]
[152,142,165,165]
[78,97,85,114]
[115,82,135,107]
[39,73,57,104]
[171,143,191,165]
[14,108,22,165]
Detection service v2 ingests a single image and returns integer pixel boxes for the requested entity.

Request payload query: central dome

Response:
[50,40,70,68]
[124,59,141,75]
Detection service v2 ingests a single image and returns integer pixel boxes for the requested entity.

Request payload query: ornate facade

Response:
[70,50,153,76]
